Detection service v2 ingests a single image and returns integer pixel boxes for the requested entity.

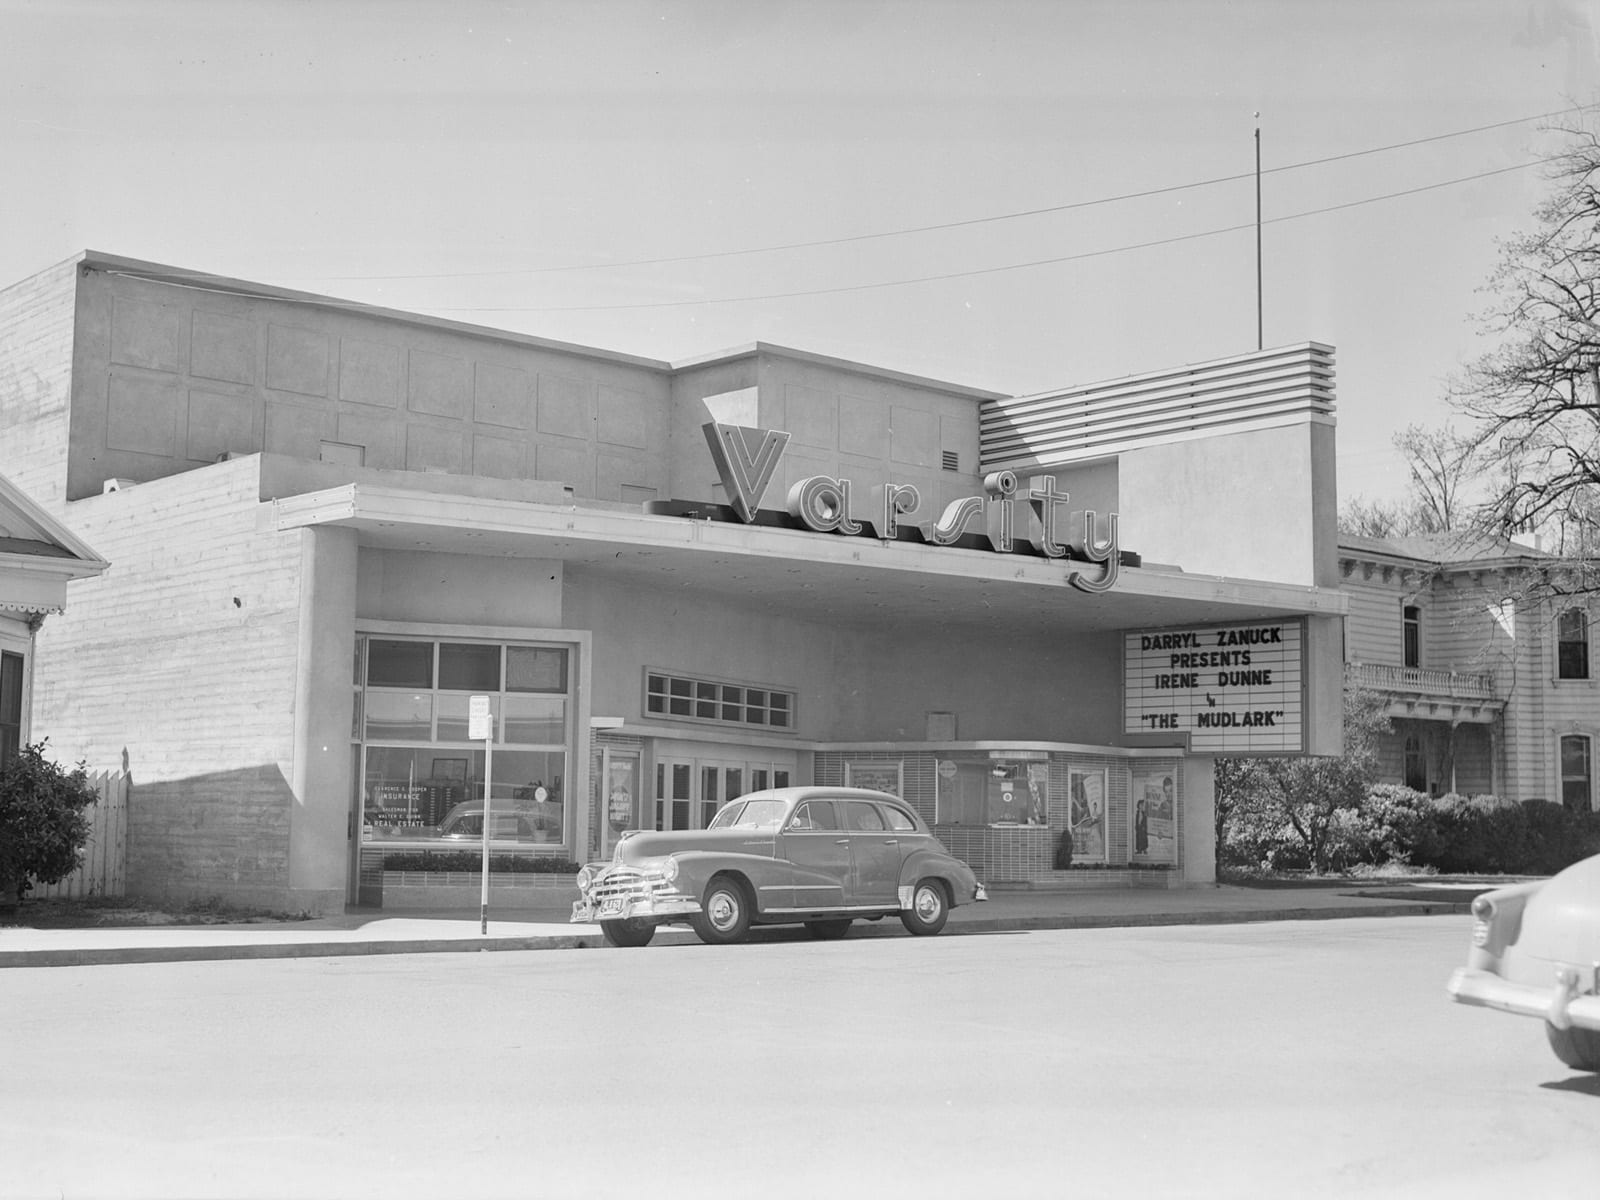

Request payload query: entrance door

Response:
[655,759,694,831]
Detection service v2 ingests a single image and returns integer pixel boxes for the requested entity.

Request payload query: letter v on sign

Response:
[702,422,790,523]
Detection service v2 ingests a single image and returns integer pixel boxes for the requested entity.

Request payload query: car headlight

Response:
[659,856,679,884]
[576,865,595,892]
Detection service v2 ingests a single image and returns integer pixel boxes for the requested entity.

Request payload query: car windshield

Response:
[710,798,786,830]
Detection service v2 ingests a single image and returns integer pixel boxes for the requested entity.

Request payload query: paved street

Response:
[5,915,1597,1199]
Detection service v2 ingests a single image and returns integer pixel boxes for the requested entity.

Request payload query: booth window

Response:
[1402,604,1421,669]
[644,669,794,731]
[1558,609,1589,680]
[0,651,22,762]
[355,637,573,847]
[1561,735,1592,812]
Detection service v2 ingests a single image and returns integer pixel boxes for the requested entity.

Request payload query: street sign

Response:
[468,694,491,741]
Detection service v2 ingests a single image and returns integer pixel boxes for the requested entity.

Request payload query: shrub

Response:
[0,742,99,908]
[378,852,581,874]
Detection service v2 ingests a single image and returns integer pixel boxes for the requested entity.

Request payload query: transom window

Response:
[644,670,794,731]
[1561,735,1592,812]
[1558,609,1589,680]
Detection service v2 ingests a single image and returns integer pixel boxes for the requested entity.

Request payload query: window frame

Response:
[1402,603,1421,669]
[1560,734,1592,813]
[1557,608,1590,681]
[642,668,798,734]
[0,649,23,763]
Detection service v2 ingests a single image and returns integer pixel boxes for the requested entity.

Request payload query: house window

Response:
[1560,734,1592,812]
[0,651,22,762]
[1558,609,1589,680]
[1403,734,1426,792]
[1402,605,1421,669]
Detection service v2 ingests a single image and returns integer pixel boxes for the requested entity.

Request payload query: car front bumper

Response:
[1448,965,1600,1032]
[570,891,702,925]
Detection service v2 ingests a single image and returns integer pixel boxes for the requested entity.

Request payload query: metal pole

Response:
[1255,117,1263,351]
[480,736,493,935]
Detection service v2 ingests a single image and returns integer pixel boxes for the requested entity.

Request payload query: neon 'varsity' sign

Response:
[663,422,1127,593]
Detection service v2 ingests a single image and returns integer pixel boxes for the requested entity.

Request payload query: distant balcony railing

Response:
[1346,661,1498,701]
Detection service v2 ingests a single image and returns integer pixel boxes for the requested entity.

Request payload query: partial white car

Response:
[1446,852,1600,1071]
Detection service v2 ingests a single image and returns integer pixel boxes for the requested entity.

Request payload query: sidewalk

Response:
[0,879,1491,968]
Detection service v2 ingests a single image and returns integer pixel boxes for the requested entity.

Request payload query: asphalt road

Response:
[4,915,1596,1199]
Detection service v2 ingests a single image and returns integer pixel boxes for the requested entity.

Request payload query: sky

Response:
[5,0,1599,506]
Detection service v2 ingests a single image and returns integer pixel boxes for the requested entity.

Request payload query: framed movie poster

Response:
[1068,767,1107,862]
[845,761,903,797]
[1129,768,1177,863]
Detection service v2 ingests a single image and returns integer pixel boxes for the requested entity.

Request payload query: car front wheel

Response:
[900,879,949,936]
[1546,1021,1600,1072]
[690,875,751,945]
[601,917,656,948]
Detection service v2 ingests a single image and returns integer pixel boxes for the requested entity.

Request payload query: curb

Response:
[0,899,1470,968]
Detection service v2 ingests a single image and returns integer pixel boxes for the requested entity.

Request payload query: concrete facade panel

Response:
[890,404,939,468]
[110,296,182,373]
[473,360,531,430]
[338,411,403,470]
[596,384,653,450]
[405,423,465,474]
[355,549,563,627]
[472,432,526,480]
[339,337,402,409]
[106,372,180,457]
[266,324,331,397]
[838,394,889,459]
[264,400,337,460]
[538,372,592,440]
[784,383,837,450]
[190,309,257,386]
[407,348,471,420]
[536,440,594,495]
[186,389,257,463]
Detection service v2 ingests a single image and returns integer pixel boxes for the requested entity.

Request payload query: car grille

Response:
[591,868,679,903]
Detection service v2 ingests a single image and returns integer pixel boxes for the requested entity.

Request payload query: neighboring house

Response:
[1340,531,1599,811]
[0,473,108,759]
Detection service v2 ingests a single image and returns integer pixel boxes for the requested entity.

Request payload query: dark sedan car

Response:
[571,786,987,947]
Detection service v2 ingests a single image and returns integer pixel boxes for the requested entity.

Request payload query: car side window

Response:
[790,801,839,831]
[881,806,916,832]
[842,801,886,832]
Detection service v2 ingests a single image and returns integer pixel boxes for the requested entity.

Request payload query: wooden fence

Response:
[29,770,128,900]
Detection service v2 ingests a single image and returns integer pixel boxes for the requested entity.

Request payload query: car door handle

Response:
[883,839,897,844]
[835,838,849,845]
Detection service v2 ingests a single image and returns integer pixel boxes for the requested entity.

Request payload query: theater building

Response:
[1,252,1345,914]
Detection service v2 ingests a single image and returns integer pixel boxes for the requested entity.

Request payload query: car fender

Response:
[898,848,978,906]
[666,850,787,907]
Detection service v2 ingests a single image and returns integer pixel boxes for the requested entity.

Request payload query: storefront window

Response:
[1068,767,1107,862]
[1131,768,1177,863]
[355,637,574,849]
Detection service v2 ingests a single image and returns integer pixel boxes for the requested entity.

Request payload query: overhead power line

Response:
[291,101,1600,284]
[419,159,1548,314]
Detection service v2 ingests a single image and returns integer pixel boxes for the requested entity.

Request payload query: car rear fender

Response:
[898,850,976,907]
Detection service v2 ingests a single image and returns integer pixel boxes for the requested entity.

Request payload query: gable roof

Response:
[0,474,108,613]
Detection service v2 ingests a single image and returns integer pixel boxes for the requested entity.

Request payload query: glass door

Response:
[655,759,694,831]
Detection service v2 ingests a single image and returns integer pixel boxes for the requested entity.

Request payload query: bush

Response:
[0,742,99,908]
[378,852,581,874]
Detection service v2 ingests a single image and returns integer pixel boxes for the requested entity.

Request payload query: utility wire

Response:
[107,156,1555,317]
[290,101,1600,283]
[420,160,1547,314]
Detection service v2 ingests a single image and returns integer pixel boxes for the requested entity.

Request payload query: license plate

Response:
[598,898,623,917]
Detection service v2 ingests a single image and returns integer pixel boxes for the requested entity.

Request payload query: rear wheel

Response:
[600,918,655,948]
[900,879,949,936]
[1546,1022,1600,1072]
[689,875,751,945]
[806,919,852,940]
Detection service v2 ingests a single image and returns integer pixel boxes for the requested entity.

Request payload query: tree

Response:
[0,743,99,910]
[1217,687,1391,874]
[1338,424,1477,538]
[1451,122,1600,570]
